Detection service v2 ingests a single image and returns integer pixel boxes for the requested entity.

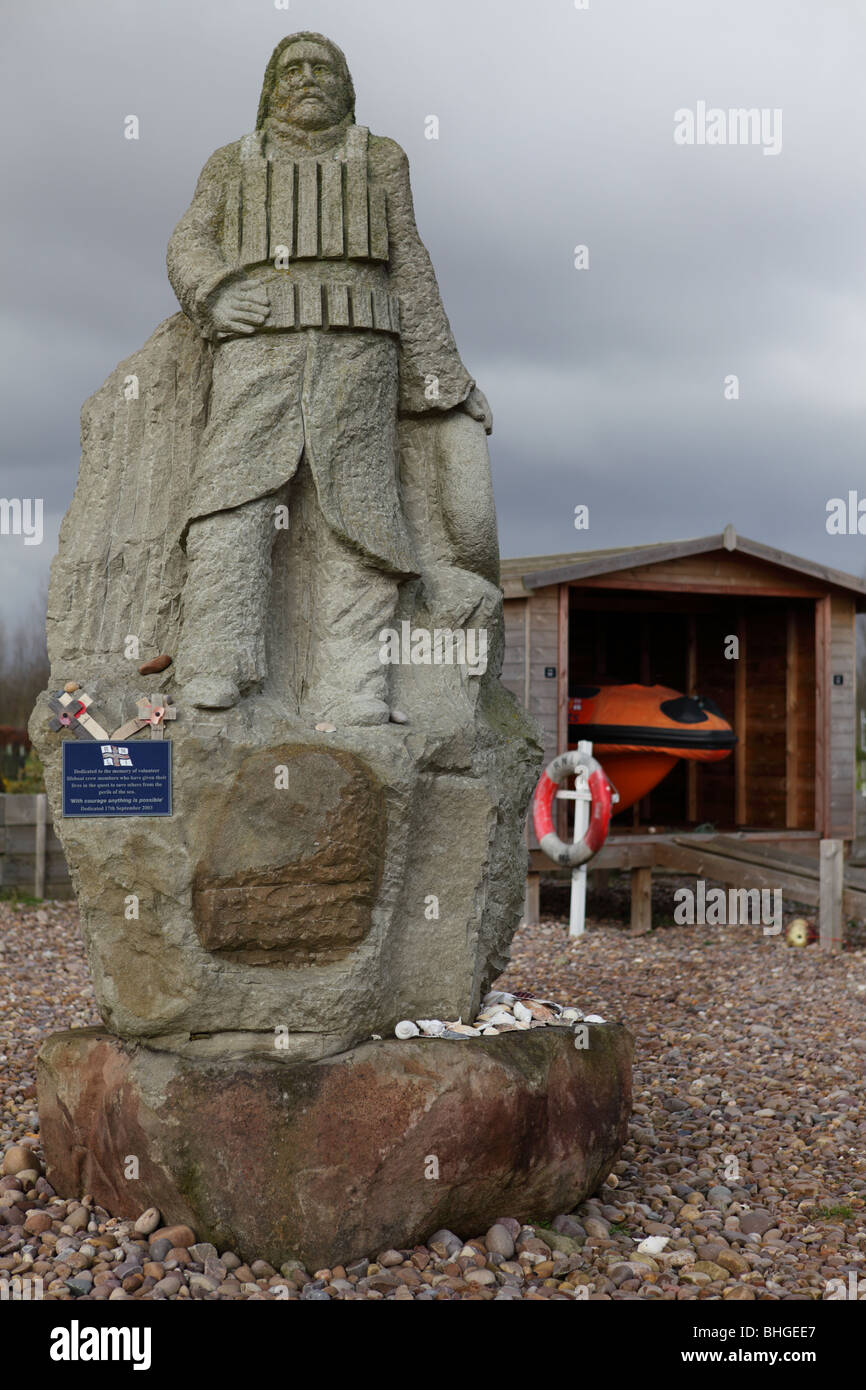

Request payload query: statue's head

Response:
[257,32,356,132]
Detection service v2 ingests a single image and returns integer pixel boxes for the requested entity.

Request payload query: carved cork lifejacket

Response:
[220,124,399,335]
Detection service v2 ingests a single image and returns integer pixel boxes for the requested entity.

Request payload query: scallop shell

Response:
[584,1014,606,1024]
[395,1020,420,1039]
[530,998,563,1014]
[561,1007,584,1024]
[512,1001,532,1024]
[483,1009,515,1027]
[527,1003,556,1022]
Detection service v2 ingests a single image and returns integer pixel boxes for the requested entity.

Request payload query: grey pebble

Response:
[153,1275,183,1296]
[485,1223,515,1258]
[65,1277,93,1297]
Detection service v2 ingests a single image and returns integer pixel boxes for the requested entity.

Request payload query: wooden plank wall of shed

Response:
[502,599,527,709]
[503,592,558,850]
[743,603,789,827]
[857,612,866,846]
[828,594,856,838]
[503,588,559,764]
[734,601,813,830]
[790,603,817,829]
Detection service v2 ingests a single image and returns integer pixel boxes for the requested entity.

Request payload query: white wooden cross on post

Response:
[556,739,594,940]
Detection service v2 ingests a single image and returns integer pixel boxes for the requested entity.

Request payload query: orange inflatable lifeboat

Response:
[568,683,736,813]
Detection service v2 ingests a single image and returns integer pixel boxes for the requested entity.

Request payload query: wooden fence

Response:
[0,794,72,899]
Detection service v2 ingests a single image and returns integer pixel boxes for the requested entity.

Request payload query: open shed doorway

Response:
[567,588,817,832]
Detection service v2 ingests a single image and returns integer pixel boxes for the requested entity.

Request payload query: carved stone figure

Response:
[29,33,541,1058]
[167,32,493,719]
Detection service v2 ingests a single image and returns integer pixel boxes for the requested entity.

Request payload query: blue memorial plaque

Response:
[62,741,172,817]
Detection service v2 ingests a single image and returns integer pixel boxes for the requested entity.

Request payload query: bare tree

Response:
[0,578,50,727]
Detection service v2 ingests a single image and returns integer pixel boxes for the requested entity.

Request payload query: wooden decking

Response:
[525,831,866,948]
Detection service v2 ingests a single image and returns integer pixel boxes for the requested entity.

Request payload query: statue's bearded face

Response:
[270,41,350,129]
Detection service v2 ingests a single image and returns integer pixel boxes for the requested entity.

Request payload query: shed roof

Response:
[501,525,866,603]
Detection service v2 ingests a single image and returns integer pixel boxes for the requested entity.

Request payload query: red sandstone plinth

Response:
[37,1024,632,1270]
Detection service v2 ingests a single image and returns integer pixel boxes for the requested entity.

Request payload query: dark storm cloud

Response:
[2,0,865,616]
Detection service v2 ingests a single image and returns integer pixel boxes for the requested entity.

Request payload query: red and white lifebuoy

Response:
[532,749,613,867]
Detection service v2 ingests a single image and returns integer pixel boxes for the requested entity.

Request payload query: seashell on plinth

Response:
[417,1019,446,1036]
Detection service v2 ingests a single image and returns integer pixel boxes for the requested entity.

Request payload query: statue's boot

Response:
[313,695,390,727]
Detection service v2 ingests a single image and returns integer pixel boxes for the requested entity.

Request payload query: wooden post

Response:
[523,872,540,925]
[630,865,653,934]
[786,607,799,828]
[34,793,47,900]
[565,749,592,939]
[819,838,843,951]
[735,609,747,825]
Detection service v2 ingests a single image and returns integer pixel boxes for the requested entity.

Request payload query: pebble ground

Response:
[2,886,865,1300]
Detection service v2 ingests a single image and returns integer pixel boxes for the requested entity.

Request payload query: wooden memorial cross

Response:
[137,693,176,740]
[48,690,111,742]
[111,693,177,741]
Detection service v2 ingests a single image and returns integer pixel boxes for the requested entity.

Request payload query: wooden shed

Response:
[502,527,866,854]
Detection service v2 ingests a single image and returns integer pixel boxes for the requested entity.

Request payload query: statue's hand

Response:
[207,280,271,337]
[460,385,493,435]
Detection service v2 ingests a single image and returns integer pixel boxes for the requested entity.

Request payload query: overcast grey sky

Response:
[2,0,865,626]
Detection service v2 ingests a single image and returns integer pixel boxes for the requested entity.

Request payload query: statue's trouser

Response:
[177,458,401,716]
[180,329,416,574]
[175,326,418,715]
